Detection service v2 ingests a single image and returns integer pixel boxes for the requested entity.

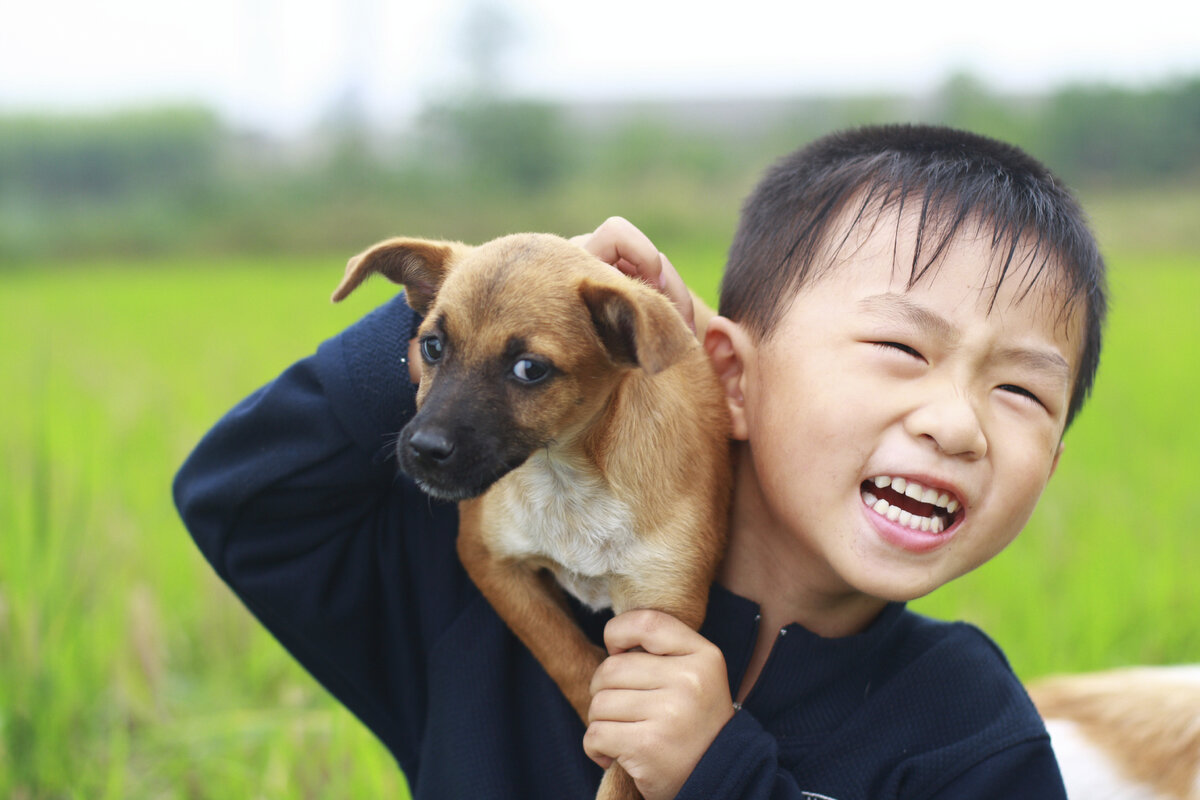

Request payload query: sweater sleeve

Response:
[921,738,1067,799]
[673,711,809,799]
[173,292,467,770]
[674,712,1066,800]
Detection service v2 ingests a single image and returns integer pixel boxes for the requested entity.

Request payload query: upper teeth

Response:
[863,476,960,532]
[870,476,959,513]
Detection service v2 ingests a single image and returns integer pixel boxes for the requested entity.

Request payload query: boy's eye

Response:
[419,335,444,364]
[998,384,1044,407]
[874,341,925,361]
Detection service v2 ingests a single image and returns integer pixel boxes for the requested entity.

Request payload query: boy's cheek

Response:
[1048,442,1064,479]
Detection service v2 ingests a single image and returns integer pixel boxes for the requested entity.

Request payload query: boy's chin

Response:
[848,564,965,605]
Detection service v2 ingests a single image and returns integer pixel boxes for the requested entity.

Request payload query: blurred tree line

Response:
[1,74,1198,264]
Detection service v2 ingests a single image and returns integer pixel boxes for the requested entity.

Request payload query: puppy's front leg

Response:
[456,500,606,722]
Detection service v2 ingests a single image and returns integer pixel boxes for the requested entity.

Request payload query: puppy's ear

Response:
[579,281,694,375]
[332,237,467,314]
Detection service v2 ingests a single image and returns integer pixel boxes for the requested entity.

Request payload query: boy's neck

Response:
[717,448,890,640]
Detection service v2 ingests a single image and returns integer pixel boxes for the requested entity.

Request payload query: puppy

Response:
[1028,665,1200,799]
[332,233,732,799]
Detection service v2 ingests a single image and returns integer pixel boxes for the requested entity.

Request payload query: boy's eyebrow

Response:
[857,293,955,340]
[994,346,1073,383]
[857,293,1071,381]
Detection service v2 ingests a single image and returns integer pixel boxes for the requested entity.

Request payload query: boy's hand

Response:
[571,216,696,332]
[584,609,735,800]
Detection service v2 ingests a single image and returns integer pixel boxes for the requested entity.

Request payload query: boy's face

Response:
[729,211,1081,603]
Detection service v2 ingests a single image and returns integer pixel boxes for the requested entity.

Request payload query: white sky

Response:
[2,0,1198,134]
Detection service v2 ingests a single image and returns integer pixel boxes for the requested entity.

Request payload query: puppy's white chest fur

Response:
[489,450,637,610]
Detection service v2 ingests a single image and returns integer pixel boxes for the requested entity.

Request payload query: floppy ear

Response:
[331,237,467,314]
[579,280,694,374]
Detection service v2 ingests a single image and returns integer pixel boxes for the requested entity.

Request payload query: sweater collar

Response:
[701,583,908,729]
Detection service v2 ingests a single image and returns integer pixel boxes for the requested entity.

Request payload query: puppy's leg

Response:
[456,500,606,722]
[609,544,719,631]
[594,540,724,800]
[597,762,640,800]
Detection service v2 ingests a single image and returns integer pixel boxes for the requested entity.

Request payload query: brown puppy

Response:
[332,233,732,800]
[1028,665,1200,799]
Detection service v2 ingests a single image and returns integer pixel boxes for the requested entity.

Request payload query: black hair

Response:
[719,124,1107,428]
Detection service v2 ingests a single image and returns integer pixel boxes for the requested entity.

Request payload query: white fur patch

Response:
[1045,718,1167,800]
[490,449,640,610]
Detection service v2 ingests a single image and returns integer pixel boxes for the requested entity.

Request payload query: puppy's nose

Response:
[408,429,455,464]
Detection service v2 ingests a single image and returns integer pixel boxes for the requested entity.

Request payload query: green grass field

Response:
[2,247,1198,798]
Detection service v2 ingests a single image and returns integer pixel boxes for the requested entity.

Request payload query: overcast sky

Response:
[2,0,1198,134]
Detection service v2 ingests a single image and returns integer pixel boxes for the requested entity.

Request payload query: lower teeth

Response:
[863,491,947,532]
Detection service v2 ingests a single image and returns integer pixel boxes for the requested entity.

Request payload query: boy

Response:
[175,124,1105,799]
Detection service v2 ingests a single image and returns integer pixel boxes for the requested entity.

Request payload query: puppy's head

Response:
[333,233,695,500]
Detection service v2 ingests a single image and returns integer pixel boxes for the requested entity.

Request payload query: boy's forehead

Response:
[820,203,1077,314]
[811,203,1087,367]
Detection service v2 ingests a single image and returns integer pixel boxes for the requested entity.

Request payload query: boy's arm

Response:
[173,293,464,765]
[586,615,1067,800]
[672,713,1067,799]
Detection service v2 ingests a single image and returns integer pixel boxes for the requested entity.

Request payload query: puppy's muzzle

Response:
[398,411,539,502]
[406,428,455,466]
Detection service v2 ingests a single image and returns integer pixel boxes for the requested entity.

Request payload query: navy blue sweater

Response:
[174,293,1067,799]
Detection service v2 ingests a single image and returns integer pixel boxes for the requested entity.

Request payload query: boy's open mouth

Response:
[860,476,962,533]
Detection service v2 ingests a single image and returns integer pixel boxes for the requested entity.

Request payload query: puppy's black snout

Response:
[408,429,455,464]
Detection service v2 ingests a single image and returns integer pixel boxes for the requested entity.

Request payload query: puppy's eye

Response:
[511,358,549,384]
[420,335,444,364]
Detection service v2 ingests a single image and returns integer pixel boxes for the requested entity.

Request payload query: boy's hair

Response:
[720,124,1107,428]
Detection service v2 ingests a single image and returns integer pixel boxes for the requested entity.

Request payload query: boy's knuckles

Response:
[677,669,705,701]
[633,608,670,633]
[587,689,621,722]
[583,720,615,750]
[599,215,634,235]
[592,654,628,687]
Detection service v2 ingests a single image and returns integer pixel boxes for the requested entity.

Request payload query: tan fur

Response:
[1029,666,1200,799]
[334,233,732,800]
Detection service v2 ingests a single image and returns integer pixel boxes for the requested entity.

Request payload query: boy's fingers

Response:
[570,217,698,332]
[574,216,663,283]
[582,721,621,768]
[589,650,666,695]
[655,251,697,332]
[588,686,652,724]
[604,609,698,657]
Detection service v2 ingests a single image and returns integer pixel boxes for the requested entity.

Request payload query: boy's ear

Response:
[332,237,469,314]
[579,280,694,374]
[704,316,752,441]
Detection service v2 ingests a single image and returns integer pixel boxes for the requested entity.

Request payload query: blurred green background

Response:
[3,3,1200,798]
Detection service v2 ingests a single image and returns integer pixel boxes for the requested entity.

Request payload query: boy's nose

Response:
[903,391,987,459]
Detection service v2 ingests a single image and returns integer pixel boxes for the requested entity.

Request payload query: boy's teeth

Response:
[866,476,960,513]
[861,476,963,531]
